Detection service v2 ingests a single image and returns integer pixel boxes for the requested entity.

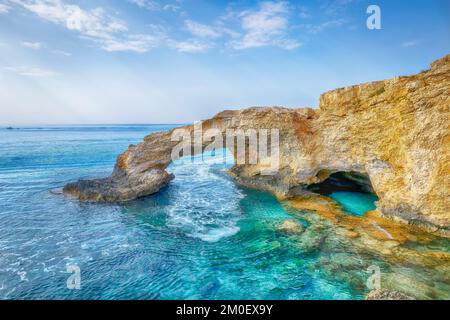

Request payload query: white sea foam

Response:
[194,225,241,243]
[17,271,28,282]
[165,149,244,242]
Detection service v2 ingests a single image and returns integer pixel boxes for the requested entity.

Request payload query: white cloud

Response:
[230,1,300,50]
[321,0,355,16]
[184,20,221,39]
[11,0,165,53]
[102,34,163,53]
[300,18,346,34]
[21,41,43,49]
[11,0,127,36]
[298,6,311,19]
[128,0,183,12]
[169,40,210,53]
[10,0,301,54]
[277,38,301,50]
[4,66,58,77]
[401,40,420,48]
[163,4,180,12]
[127,0,160,11]
[180,20,240,52]
[51,49,71,56]
[21,41,73,56]
[0,3,10,13]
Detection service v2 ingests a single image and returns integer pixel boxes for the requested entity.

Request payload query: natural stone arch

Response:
[64,55,450,233]
[64,107,302,202]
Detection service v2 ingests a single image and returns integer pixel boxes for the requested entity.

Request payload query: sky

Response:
[0,0,449,125]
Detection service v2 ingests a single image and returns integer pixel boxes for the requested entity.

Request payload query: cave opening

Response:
[307,171,379,216]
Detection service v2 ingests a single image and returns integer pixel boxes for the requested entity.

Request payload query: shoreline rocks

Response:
[63,170,174,202]
[365,289,415,300]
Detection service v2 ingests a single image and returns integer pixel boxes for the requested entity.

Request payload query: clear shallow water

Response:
[329,192,378,216]
[0,125,448,300]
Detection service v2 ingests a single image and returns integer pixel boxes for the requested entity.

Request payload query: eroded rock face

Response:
[64,55,450,232]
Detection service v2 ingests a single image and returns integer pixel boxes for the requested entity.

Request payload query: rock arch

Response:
[64,55,450,233]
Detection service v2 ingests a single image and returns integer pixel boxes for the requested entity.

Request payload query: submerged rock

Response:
[297,224,328,254]
[365,289,414,300]
[278,219,305,235]
[381,271,443,300]
[64,55,450,233]
[284,194,450,299]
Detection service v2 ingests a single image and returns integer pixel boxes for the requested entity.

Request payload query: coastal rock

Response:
[339,228,360,239]
[278,219,305,235]
[64,55,450,233]
[365,289,414,300]
[64,169,174,202]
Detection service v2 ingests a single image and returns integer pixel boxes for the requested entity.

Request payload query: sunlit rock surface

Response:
[64,55,450,233]
[366,289,414,300]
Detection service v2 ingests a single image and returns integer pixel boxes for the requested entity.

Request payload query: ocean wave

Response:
[165,149,244,242]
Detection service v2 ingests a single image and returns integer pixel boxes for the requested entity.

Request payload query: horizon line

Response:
[1,123,188,127]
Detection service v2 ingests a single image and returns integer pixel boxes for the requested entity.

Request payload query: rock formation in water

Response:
[64,55,450,233]
[277,219,305,235]
[365,289,414,300]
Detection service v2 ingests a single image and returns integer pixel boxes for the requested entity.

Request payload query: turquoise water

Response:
[0,125,364,299]
[329,192,379,216]
[1,125,447,300]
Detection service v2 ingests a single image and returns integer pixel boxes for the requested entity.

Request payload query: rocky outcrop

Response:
[64,55,450,233]
[277,219,305,235]
[365,289,414,300]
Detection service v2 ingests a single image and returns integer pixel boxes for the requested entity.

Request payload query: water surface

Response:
[0,125,448,300]
[329,192,378,216]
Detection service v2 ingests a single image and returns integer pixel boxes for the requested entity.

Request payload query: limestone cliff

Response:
[64,55,450,233]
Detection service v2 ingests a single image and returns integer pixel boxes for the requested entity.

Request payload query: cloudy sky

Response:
[0,0,449,124]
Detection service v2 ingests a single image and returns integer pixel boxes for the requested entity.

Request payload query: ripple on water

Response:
[164,150,244,243]
[1,127,449,300]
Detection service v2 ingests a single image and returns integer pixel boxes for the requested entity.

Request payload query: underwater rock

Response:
[198,280,221,299]
[381,271,445,300]
[64,55,450,233]
[296,224,328,254]
[278,219,305,235]
[365,289,414,300]
[286,194,450,299]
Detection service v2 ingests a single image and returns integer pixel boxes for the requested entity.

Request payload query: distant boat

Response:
[6,127,14,130]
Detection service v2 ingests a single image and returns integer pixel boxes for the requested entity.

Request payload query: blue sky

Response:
[0,0,449,124]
